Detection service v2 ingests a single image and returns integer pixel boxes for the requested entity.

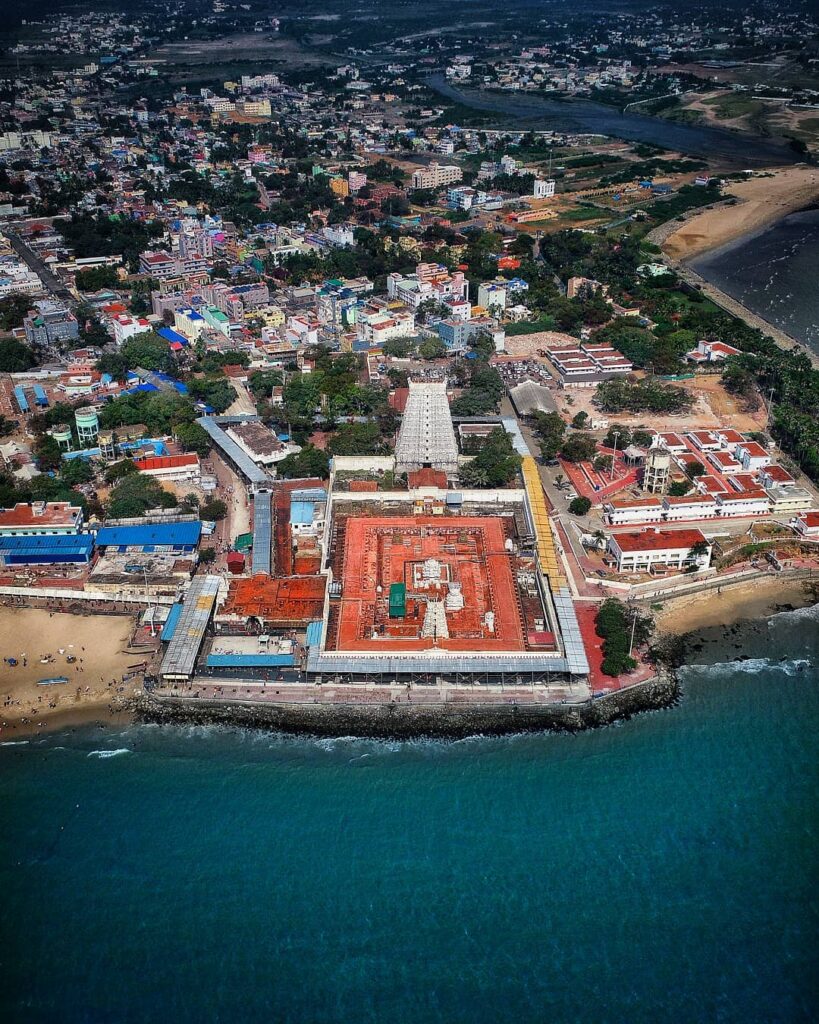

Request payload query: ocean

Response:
[1,605,817,1024]
[692,207,819,356]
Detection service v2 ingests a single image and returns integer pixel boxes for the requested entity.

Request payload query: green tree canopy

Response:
[276,445,330,480]
[108,473,176,518]
[460,428,521,488]
[0,337,36,373]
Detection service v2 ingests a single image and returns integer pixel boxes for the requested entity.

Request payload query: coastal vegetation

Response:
[595,598,653,677]
[594,378,694,415]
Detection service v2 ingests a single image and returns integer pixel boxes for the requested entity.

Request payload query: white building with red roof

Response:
[604,496,664,526]
[735,441,772,472]
[654,432,687,452]
[716,489,770,517]
[708,450,743,474]
[0,501,83,537]
[111,314,152,346]
[793,511,819,538]
[686,339,742,363]
[663,494,720,521]
[759,465,795,487]
[688,430,722,452]
[133,453,201,481]
[607,527,712,574]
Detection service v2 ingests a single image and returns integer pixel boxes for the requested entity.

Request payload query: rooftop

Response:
[0,501,82,530]
[218,575,326,626]
[329,516,526,654]
[611,528,708,553]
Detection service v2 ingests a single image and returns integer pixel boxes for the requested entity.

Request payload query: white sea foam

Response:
[0,740,29,746]
[87,748,131,759]
[684,657,811,679]
[768,601,819,624]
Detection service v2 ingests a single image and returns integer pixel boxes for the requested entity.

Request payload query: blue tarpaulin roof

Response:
[206,654,295,668]
[290,500,314,526]
[160,602,183,642]
[95,521,202,548]
[157,327,189,346]
[306,620,324,648]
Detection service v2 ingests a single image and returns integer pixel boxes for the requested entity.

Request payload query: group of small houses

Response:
[603,428,812,526]
[0,501,203,576]
[592,426,816,577]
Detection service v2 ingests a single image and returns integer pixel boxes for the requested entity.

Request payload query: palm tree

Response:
[688,539,711,562]
[554,473,565,491]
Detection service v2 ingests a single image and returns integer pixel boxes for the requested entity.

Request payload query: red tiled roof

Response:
[718,489,768,502]
[607,497,664,509]
[0,501,82,529]
[612,528,708,553]
[763,465,794,483]
[134,454,200,471]
[665,495,717,505]
[408,468,447,488]
[738,441,768,457]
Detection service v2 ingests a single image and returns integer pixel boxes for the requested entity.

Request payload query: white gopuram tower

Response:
[394,381,459,476]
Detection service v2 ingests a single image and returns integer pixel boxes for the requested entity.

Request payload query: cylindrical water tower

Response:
[75,406,99,446]
[643,446,671,494]
[97,430,116,460]
[51,423,73,452]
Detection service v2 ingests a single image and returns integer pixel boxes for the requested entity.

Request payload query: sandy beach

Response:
[663,165,819,262]
[0,609,146,737]
[652,575,819,636]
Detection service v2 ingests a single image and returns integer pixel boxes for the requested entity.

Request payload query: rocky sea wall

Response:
[133,673,679,739]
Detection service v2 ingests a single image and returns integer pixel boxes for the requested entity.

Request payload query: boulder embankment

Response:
[133,673,679,740]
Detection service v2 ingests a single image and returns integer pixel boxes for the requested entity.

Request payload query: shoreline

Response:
[662,165,819,263]
[2,581,815,741]
[658,165,819,367]
[130,674,679,740]
[653,576,818,637]
[0,608,147,739]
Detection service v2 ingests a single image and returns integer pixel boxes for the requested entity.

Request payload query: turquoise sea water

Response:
[2,606,818,1024]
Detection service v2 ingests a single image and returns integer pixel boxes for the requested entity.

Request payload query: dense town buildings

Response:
[0,0,816,709]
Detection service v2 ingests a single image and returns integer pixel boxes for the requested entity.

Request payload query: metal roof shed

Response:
[159,575,221,681]
[95,521,202,550]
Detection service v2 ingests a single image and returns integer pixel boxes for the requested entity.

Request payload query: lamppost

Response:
[143,566,156,638]
[610,430,621,482]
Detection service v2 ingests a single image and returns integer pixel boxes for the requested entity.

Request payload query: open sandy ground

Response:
[0,609,144,737]
[652,576,818,635]
[663,165,819,262]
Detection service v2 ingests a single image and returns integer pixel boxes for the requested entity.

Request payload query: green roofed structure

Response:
[389,582,406,619]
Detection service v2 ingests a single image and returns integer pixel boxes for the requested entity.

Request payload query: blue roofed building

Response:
[0,534,93,565]
[157,326,189,348]
[94,520,202,553]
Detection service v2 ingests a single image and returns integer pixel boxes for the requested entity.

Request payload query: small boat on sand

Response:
[38,677,70,686]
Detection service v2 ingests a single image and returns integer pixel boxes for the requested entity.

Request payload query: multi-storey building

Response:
[23,301,79,347]
[410,163,463,190]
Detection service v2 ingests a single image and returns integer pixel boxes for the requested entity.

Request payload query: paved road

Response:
[4,228,73,303]
[157,678,592,705]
